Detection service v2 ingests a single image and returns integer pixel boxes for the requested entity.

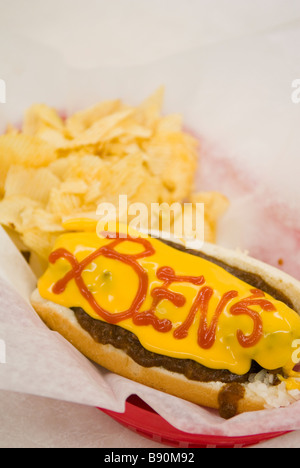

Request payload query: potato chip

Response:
[66,100,122,137]
[134,86,165,127]
[23,103,65,136]
[188,191,230,243]
[5,123,19,136]
[62,109,134,149]
[47,188,83,216]
[25,209,63,233]
[83,181,103,204]
[48,155,79,181]
[59,179,88,195]
[189,191,230,219]
[143,132,198,202]
[5,165,60,205]
[0,133,57,194]
[0,88,229,261]
[21,228,62,261]
[0,196,42,232]
[156,114,183,134]
[36,128,71,148]
[53,154,105,184]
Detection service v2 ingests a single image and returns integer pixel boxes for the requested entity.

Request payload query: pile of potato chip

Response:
[0,87,229,265]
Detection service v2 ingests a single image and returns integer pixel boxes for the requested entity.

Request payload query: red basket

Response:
[99,395,289,448]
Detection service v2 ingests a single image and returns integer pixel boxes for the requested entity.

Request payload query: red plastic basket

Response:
[99,395,289,448]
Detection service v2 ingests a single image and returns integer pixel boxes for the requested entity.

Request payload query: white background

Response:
[1,0,300,448]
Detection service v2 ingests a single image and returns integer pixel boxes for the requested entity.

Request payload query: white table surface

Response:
[1,0,300,448]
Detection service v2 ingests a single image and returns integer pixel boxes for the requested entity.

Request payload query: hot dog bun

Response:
[30,239,300,418]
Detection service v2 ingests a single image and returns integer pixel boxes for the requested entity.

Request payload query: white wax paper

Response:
[0,0,300,438]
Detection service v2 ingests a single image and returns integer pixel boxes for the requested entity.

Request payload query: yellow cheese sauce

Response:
[38,224,300,377]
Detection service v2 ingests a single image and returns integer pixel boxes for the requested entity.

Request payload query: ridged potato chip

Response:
[23,104,65,136]
[62,109,135,149]
[66,100,122,137]
[0,196,42,232]
[0,133,57,195]
[5,165,60,204]
[21,228,62,261]
[0,88,228,262]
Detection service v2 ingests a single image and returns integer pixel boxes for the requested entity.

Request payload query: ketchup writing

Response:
[50,234,276,349]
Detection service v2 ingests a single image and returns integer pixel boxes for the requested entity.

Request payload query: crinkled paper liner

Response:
[0,223,300,438]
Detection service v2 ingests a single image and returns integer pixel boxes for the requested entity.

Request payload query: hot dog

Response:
[30,223,300,419]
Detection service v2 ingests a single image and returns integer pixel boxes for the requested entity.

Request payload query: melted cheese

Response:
[38,224,300,376]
